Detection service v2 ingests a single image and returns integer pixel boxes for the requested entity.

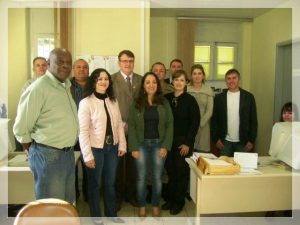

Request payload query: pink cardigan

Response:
[78,94,126,162]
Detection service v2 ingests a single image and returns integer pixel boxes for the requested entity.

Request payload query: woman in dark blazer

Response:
[163,69,200,215]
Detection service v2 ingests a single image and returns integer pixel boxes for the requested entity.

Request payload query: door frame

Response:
[274,40,292,123]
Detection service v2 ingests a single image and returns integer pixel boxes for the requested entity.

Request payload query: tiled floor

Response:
[76,194,196,218]
[76,195,198,225]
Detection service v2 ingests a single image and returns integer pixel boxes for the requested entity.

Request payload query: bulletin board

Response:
[75,55,119,75]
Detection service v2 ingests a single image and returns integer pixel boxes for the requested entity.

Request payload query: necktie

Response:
[126,76,132,92]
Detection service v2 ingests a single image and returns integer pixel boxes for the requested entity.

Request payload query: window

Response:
[37,36,55,59]
[194,43,237,80]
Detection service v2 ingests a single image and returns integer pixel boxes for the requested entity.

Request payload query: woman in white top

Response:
[187,64,214,152]
[78,68,126,225]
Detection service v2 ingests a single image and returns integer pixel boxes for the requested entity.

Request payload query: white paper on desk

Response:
[190,152,217,162]
[9,155,27,164]
[239,168,262,175]
[205,158,231,166]
[234,152,258,169]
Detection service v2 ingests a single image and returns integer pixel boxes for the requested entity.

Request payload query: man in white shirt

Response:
[211,68,258,156]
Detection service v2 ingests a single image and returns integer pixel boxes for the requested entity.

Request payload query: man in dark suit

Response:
[111,50,142,209]
[164,58,183,84]
[211,68,258,156]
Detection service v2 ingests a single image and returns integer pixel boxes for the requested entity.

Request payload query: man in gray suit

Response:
[111,50,142,209]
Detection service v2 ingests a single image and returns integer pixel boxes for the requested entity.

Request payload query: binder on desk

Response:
[197,156,240,175]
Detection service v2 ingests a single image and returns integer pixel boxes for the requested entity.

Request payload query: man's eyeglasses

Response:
[119,60,134,64]
[172,97,178,107]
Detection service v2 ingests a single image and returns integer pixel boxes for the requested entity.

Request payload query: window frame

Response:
[194,42,238,81]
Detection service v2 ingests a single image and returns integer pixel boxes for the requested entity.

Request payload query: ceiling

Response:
[150,8,273,20]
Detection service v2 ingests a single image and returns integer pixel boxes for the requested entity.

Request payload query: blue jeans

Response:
[135,139,165,207]
[28,142,75,203]
[220,140,246,157]
[85,145,119,217]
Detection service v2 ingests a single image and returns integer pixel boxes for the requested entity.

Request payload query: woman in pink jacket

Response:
[78,68,126,225]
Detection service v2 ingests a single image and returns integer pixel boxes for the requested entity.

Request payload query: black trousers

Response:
[116,152,137,203]
[165,148,190,208]
[74,141,88,200]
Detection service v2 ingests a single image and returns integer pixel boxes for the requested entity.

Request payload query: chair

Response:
[13,198,80,225]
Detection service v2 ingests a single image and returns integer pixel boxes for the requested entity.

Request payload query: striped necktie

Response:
[126,76,132,92]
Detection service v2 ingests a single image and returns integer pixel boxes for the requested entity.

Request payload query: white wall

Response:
[251,8,292,155]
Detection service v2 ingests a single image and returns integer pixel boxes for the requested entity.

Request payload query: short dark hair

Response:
[84,68,115,102]
[135,72,164,111]
[73,58,89,68]
[151,62,166,73]
[32,57,47,65]
[118,50,135,60]
[170,58,183,67]
[225,68,240,78]
[172,69,189,81]
[280,102,299,121]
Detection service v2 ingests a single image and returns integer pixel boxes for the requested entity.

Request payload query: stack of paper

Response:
[190,152,217,162]
[8,154,28,166]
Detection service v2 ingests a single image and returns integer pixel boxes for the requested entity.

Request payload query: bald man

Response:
[14,48,79,203]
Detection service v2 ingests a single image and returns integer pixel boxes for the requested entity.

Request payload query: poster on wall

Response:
[76,55,119,75]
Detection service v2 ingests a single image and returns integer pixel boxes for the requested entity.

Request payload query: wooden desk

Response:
[0,151,81,204]
[186,157,300,217]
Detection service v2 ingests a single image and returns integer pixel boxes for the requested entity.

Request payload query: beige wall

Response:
[150,16,177,69]
[7,7,149,121]
[150,9,292,156]
[150,17,253,90]
[8,9,29,120]
[251,8,292,155]
[73,8,148,75]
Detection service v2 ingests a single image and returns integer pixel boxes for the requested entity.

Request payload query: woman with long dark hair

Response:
[78,68,126,224]
[128,72,173,217]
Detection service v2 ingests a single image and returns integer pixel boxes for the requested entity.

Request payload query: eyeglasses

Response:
[119,60,134,64]
[172,97,178,107]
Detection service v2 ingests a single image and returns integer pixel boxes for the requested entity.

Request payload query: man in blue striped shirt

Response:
[70,58,89,201]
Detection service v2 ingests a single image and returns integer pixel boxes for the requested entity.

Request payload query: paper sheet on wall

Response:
[76,55,119,75]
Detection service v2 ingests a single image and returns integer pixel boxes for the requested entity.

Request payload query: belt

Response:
[105,135,114,145]
[36,142,73,152]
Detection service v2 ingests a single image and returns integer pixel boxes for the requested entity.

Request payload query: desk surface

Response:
[186,156,299,216]
[187,156,295,179]
[0,151,81,204]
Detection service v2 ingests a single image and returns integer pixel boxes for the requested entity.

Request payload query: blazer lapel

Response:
[116,72,132,96]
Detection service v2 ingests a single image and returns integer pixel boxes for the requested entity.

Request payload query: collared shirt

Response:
[21,77,38,94]
[120,71,133,84]
[13,72,79,149]
[70,78,85,109]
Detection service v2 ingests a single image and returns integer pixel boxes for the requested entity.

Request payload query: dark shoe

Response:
[116,200,122,211]
[185,192,192,201]
[129,199,139,207]
[161,202,172,210]
[110,217,125,223]
[170,205,183,215]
